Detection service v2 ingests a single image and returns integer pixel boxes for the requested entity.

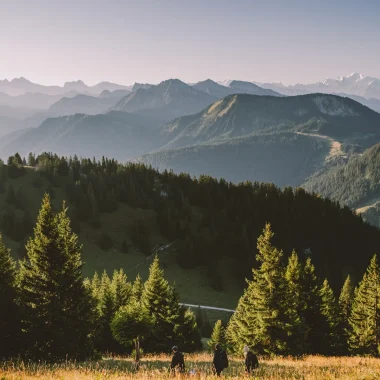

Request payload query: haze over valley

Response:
[1,73,380,226]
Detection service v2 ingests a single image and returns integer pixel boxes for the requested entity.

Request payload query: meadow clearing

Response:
[1,353,380,380]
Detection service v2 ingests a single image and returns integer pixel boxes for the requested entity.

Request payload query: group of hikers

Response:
[169,343,259,376]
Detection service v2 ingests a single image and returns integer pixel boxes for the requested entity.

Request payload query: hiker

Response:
[169,346,185,373]
[212,343,228,376]
[243,345,259,374]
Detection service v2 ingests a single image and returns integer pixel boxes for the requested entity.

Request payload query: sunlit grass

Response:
[1,354,380,379]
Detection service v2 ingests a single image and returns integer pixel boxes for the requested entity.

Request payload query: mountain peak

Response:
[347,72,363,80]
[64,80,86,87]
[11,77,31,84]
[159,78,188,87]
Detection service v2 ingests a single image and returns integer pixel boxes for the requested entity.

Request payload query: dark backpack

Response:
[246,351,259,368]
[220,350,229,369]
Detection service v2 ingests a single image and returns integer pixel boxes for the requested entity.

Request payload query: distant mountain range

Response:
[192,79,281,98]
[1,74,380,220]
[0,77,132,96]
[249,73,380,100]
[47,91,130,117]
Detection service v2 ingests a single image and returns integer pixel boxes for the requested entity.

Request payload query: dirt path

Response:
[180,303,235,313]
[295,132,342,159]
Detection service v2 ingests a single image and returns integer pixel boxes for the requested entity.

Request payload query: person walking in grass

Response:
[243,345,259,374]
[212,343,228,376]
[169,346,185,374]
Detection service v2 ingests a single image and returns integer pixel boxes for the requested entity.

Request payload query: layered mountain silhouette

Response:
[0,77,131,96]
[0,111,159,160]
[192,79,237,98]
[136,94,380,186]
[156,93,380,150]
[113,79,218,122]
[47,92,127,117]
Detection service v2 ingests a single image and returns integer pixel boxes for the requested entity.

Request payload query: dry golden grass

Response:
[1,353,380,379]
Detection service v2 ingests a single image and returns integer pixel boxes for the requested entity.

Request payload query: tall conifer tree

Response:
[299,257,327,354]
[142,255,200,352]
[349,255,380,356]
[339,274,354,352]
[284,251,308,354]
[18,194,95,360]
[320,279,343,354]
[227,224,291,354]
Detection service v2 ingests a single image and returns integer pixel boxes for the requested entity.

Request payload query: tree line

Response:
[0,194,201,360]
[1,152,380,293]
[209,224,380,357]
[1,194,379,360]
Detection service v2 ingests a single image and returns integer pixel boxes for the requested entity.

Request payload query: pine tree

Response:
[96,273,120,353]
[142,256,179,351]
[130,274,144,303]
[339,275,354,326]
[299,257,327,354]
[176,307,202,352]
[349,255,380,356]
[320,279,343,354]
[27,152,36,167]
[284,251,308,354]
[208,320,227,350]
[142,255,200,352]
[18,194,95,360]
[339,274,354,352]
[0,234,20,358]
[111,269,132,310]
[226,224,291,355]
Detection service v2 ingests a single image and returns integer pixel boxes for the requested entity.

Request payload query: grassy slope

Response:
[1,354,380,379]
[0,168,241,311]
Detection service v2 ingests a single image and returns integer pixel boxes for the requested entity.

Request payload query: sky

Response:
[1,0,380,86]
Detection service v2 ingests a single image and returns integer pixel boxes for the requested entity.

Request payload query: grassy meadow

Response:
[1,354,380,379]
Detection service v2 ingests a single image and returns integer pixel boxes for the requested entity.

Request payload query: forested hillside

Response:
[303,143,380,226]
[138,132,329,186]
[1,152,379,299]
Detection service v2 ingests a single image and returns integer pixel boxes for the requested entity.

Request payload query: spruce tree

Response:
[339,275,354,326]
[349,255,380,356]
[320,279,343,354]
[226,224,291,355]
[300,257,327,354]
[131,274,144,302]
[142,257,178,351]
[18,194,95,360]
[339,274,354,351]
[111,269,132,310]
[284,251,308,355]
[175,307,202,352]
[142,255,200,352]
[0,234,20,358]
[96,273,120,352]
[208,320,227,350]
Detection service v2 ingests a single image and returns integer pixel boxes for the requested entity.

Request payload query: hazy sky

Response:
[1,0,379,86]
